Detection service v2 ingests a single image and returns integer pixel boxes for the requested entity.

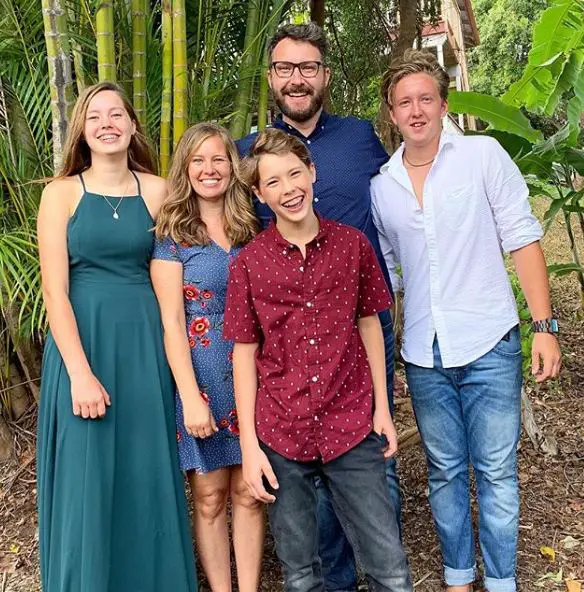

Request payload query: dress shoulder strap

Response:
[78,173,87,194]
[131,170,142,196]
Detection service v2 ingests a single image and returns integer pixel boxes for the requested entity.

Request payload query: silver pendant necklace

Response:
[102,195,124,219]
[100,173,133,220]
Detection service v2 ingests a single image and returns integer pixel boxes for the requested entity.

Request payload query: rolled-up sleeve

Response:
[483,137,543,253]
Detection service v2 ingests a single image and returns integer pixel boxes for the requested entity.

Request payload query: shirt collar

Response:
[380,130,455,177]
[273,110,330,140]
[265,211,330,249]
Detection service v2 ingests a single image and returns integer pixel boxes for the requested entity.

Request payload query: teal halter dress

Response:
[36,172,197,592]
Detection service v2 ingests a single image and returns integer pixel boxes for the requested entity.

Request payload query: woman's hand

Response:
[183,396,218,439]
[70,371,111,419]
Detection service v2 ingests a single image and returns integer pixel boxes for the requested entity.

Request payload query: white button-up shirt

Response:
[371,132,543,368]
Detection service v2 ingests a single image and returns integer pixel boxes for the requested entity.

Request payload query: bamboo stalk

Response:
[68,4,87,94]
[160,0,173,176]
[172,0,187,149]
[230,0,262,139]
[131,0,147,128]
[41,0,75,173]
[96,0,116,81]
[257,0,287,131]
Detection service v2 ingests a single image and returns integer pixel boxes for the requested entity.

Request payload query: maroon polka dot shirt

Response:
[223,217,392,463]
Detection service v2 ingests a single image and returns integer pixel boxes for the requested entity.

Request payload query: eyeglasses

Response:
[270,61,324,79]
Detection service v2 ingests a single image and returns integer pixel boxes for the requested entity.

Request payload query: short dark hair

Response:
[268,22,328,64]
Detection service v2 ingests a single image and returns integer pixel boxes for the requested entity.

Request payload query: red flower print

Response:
[180,241,191,248]
[200,337,211,348]
[200,391,209,403]
[177,431,182,442]
[189,316,210,337]
[227,351,234,363]
[228,409,239,435]
[183,284,200,301]
[200,301,207,308]
[201,290,213,300]
[188,337,196,348]
[219,418,230,428]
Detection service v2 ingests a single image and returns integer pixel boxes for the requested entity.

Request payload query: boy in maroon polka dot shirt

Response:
[224,129,412,592]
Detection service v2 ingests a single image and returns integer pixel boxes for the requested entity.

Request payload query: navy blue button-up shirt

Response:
[236,111,393,294]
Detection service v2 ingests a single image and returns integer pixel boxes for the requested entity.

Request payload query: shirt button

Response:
[314,197,319,203]
[307,140,311,144]
[306,302,313,308]
[312,376,318,382]
[299,266,304,272]
[314,415,319,421]
[309,339,315,345]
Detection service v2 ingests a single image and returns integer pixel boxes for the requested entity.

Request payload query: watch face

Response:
[550,319,559,332]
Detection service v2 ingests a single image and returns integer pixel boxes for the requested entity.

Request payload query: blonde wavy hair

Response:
[155,122,259,246]
[380,49,450,108]
[58,81,155,177]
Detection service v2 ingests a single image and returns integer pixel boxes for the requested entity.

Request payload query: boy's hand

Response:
[373,409,398,459]
[242,444,279,503]
[531,333,561,383]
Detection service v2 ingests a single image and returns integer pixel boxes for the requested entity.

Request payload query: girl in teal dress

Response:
[150,123,263,592]
[36,82,197,592]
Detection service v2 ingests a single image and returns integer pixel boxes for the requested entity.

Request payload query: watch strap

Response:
[531,318,559,334]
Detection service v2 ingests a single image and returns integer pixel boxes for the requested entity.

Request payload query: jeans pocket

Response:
[492,325,521,358]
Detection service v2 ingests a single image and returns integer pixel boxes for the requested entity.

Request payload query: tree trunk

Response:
[96,0,116,81]
[132,0,147,129]
[310,0,325,26]
[0,415,13,463]
[257,0,287,131]
[68,3,87,94]
[41,0,75,173]
[159,0,173,175]
[379,0,419,152]
[172,0,187,149]
[230,0,262,140]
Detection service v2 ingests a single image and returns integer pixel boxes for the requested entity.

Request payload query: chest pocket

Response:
[442,184,475,231]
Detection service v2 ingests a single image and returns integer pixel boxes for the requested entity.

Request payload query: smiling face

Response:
[188,135,231,203]
[268,38,330,124]
[83,90,136,156]
[389,72,447,149]
[254,151,316,227]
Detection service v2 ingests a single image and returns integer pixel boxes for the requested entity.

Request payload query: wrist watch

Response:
[531,318,559,334]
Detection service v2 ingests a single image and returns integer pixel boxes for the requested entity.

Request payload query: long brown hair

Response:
[155,122,259,246]
[57,81,155,177]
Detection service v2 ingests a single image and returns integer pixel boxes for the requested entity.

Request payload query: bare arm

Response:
[358,314,397,458]
[511,241,561,382]
[150,259,216,437]
[233,342,278,502]
[38,180,110,418]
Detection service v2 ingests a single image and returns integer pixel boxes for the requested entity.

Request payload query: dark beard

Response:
[275,87,325,123]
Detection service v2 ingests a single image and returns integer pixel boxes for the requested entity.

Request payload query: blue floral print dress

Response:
[153,237,242,473]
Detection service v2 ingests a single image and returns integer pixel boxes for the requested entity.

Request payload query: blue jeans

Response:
[405,328,522,592]
[261,434,412,592]
[317,312,400,591]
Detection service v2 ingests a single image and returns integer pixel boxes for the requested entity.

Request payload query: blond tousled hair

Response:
[243,128,313,189]
[58,81,155,177]
[381,49,450,107]
[155,122,259,246]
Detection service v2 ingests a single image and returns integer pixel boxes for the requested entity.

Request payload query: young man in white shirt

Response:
[371,50,561,592]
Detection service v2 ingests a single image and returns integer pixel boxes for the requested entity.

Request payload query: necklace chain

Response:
[403,152,435,168]
[99,173,133,220]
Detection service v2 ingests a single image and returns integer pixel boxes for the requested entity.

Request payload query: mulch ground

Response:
[1,210,583,590]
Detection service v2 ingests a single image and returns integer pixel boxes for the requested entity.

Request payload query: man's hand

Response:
[531,332,561,383]
[373,409,398,459]
[242,443,279,503]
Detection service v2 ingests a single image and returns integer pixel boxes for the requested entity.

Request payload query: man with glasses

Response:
[237,22,400,592]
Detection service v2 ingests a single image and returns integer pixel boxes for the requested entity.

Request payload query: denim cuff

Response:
[484,576,516,592]
[444,564,475,586]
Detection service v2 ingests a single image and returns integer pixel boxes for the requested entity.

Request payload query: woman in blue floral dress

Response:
[151,123,262,592]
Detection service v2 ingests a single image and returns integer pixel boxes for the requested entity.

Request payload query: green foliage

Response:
[468,0,548,98]
[509,271,534,377]
[448,92,542,143]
